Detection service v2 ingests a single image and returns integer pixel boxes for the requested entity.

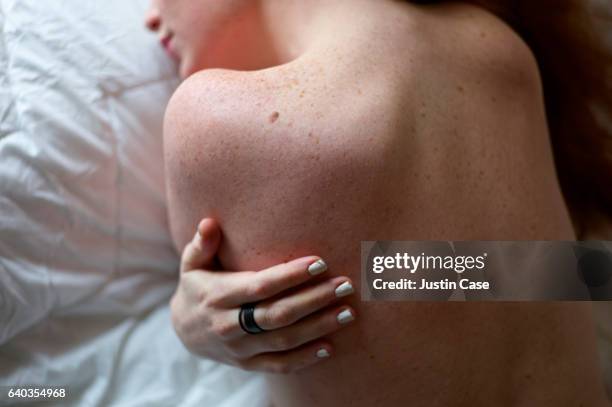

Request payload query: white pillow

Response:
[0,0,180,344]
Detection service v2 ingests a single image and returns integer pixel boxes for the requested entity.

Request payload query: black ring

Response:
[239,302,266,334]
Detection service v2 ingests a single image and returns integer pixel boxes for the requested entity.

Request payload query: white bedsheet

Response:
[0,0,267,405]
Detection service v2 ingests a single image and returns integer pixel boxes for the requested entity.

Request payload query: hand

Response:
[170,218,356,374]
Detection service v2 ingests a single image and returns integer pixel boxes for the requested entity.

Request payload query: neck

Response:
[245,0,361,69]
[259,0,329,65]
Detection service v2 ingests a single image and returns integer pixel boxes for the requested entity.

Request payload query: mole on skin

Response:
[269,111,280,123]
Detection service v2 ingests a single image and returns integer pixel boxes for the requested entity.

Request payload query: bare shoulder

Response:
[163,64,317,147]
[162,69,254,249]
[162,65,329,249]
[405,2,541,96]
[162,67,282,179]
[164,69,256,139]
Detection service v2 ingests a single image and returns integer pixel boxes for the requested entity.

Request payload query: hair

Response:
[413,0,612,238]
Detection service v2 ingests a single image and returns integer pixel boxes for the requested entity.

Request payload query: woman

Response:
[146,0,611,405]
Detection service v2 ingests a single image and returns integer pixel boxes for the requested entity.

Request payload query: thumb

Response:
[180,218,221,273]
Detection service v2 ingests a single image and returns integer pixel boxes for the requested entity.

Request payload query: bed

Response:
[0,0,610,405]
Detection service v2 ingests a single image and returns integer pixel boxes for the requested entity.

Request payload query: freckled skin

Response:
[164,2,608,407]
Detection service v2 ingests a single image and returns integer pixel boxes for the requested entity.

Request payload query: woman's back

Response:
[163,2,609,405]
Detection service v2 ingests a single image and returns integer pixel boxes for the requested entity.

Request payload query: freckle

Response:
[480,31,486,38]
[308,131,320,144]
[269,111,280,123]
[491,96,497,103]
[457,85,465,93]
[288,121,294,128]
[421,112,426,118]
[357,88,362,95]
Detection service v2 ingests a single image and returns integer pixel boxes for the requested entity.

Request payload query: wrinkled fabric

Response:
[0,0,267,405]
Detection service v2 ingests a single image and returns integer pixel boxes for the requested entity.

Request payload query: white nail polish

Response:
[337,309,354,324]
[307,259,327,276]
[192,231,202,249]
[335,281,354,298]
[316,348,330,358]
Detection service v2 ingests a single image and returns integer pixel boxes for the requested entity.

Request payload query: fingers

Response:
[255,277,355,330]
[239,342,333,374]
[206,277,355,340]
[247,305,356,357]
[217,256,329,306]
[181,218,221,273]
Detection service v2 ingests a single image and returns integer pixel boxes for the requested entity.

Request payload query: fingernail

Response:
[337,309,354,324]
[194,229,203,246]
[307,259,327,276]
[335,281,354,298]
[316,348,330,358]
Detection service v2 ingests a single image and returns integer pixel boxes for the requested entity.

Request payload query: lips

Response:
[160,32,180,60]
